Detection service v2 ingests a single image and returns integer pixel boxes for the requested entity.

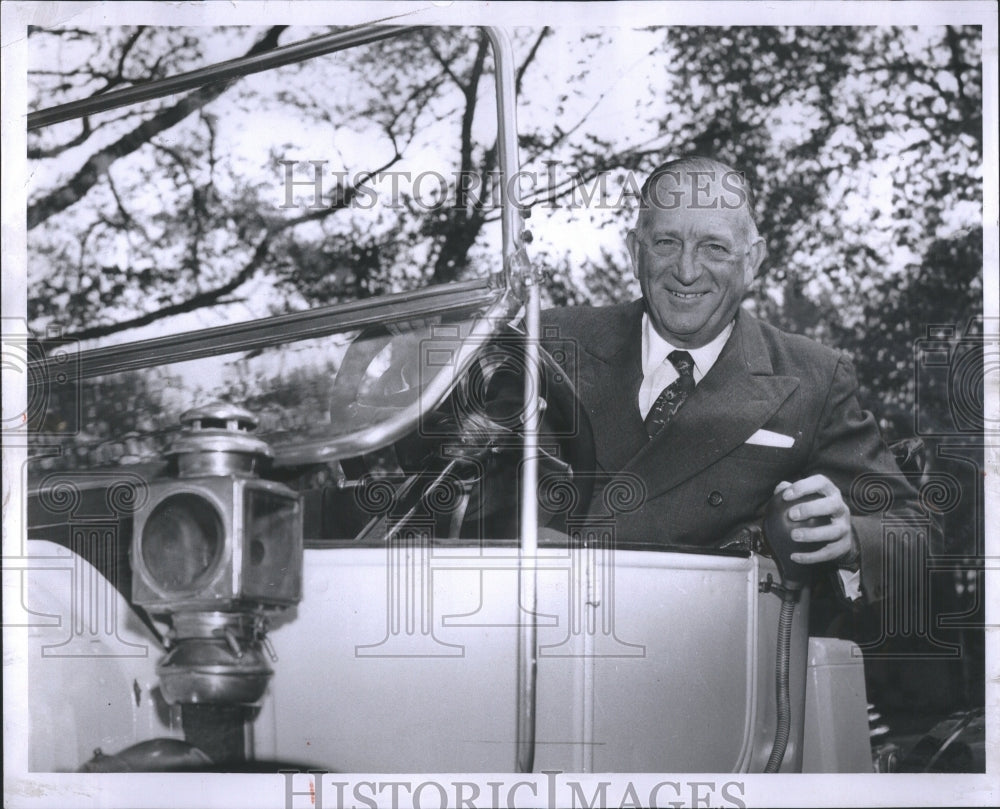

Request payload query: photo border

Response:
[3,2,996,807]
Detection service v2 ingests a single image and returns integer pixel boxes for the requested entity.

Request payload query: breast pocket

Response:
[726,441,798,467]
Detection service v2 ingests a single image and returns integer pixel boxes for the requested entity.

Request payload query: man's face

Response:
[626,171,765,348]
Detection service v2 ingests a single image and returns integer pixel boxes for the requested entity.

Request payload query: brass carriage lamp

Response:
[131,403,302,707]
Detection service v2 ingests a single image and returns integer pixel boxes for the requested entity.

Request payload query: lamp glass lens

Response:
[142,493,224,591]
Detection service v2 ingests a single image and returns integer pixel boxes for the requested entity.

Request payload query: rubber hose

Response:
[764,593,797,772]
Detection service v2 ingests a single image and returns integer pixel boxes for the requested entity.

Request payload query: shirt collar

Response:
[641,314,735,380]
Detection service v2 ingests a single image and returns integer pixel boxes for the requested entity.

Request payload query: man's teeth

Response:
[669,290,706,299]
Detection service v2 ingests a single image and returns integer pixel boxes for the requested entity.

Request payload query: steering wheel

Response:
[330,324,595,540]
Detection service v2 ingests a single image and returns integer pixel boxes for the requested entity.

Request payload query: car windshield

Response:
[26,25,522,473]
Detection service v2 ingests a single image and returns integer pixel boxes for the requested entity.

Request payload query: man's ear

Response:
[745,237,767,282]
[625,228,640,278]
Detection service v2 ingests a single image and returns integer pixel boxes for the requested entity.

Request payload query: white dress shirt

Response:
[637,315,734,418]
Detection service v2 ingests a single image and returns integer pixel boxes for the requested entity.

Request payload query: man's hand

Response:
[773,475,859,568]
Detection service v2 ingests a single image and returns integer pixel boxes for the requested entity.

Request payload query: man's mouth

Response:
[667,289,708,300]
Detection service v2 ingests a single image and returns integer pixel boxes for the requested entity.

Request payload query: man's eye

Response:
[704,243,730,255]
[655,238,678,247]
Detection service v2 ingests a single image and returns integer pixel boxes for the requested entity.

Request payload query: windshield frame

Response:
[26,24,532,463]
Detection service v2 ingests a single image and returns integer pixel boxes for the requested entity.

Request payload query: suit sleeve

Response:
[807,354,925,602]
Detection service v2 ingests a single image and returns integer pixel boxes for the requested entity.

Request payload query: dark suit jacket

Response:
[541,299,921,601]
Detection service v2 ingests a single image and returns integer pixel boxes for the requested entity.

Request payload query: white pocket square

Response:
[745,428,795,448]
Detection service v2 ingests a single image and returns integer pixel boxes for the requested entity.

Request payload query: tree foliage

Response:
[26,23,983,447]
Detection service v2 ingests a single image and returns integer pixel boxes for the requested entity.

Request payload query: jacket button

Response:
[708,490,724,506]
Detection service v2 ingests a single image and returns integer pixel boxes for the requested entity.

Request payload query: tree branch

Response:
[27,117,92,160]
[59,150,403,342]
[518,45,658,164]
[458,35,489,177]
[28,25,286,230]
[515,28,551,96]
[104,170,149,240]
[421,32,466,91]
[64,235,275,341]
[944,26,968,104]
[93,26,147,95]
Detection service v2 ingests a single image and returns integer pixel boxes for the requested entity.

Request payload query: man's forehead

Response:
[644,215,742,237]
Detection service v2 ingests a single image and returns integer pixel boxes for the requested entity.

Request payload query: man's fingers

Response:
[791,536,852,565]
[780,474,837,500]
[790,522,846,544]
[787,494,845,522]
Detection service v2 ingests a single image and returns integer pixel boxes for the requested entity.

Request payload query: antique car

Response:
[20,22,880,777]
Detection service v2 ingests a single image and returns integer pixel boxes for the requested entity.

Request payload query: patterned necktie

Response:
[643,350,695,438]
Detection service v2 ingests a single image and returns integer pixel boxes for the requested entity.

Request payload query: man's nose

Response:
[673,243,701,284]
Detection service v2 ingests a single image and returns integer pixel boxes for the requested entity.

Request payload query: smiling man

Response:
[541,156,920,601]
[626,159,766,351]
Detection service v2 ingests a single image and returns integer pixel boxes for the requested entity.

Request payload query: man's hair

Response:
[637,155,759,235]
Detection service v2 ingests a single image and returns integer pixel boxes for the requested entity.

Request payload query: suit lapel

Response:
[574,300,648,471]
[624,311,799,500]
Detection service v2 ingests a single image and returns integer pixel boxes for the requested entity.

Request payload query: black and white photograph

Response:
[2,1,997,807]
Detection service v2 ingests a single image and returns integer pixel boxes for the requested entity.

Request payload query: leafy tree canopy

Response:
[26,23,983,447]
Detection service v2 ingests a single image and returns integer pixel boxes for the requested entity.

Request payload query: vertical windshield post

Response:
[483,26,541,774]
